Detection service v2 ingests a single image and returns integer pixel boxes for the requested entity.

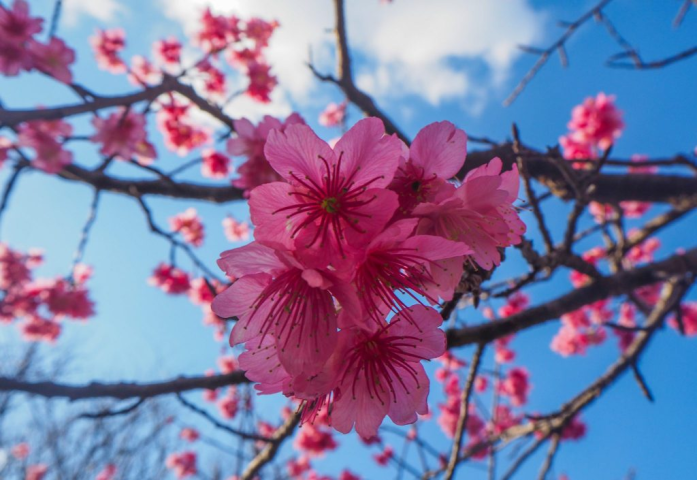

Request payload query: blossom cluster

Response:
[0,0,75,83]
[559,92,624,165]
[0,243,95,342]
[211,117,525,437]
[90,7,279,103]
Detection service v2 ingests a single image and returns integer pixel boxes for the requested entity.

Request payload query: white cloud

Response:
[161,0,546,116]
[63,0,125,26]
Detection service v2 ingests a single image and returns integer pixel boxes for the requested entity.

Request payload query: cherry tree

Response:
[0,0,696,479]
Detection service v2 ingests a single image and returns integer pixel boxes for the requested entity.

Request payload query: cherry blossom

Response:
[27,37,75,83]
[170,208,205,247]
[90,28,126,73]
[567,92,624,151]
[222,216,250,242]
[165,451,197,479]
[319,102,347,128]
[202,149,231,179]
[91,109,156,163]
[148,263,191,295]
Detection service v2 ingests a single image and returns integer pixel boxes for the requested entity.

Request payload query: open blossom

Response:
[195,8,239,52]
[0,0,43,44]
[668,302,697,336]
[218,390,239,419]
[300,306,445,439]
[414,156,525,270]
[319,102,347,127]
[128,55,161,86]
[149,263,191,295]
[90,28,126,73]
[245,61,277,103]
[374,445,394,466]
[19,315,61,343]
[153,36,182,65]
[568,92,624,150]
[91,109,156,163]
[213,242,359,377]
[165,451,197,479]
[17,118,73,173]
[222,216,250,242]
[180,427,200,442]
[245,18,278,48]
[27,37,75,83]
[250,118,402,260]
[202,149,231,178]
[498,367,530,406]
[156,98,210,155]
[170,208,205,247]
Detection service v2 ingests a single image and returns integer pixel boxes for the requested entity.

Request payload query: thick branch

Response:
[241,412,301,480]
[0,371,249,400]
[446,247,697,348]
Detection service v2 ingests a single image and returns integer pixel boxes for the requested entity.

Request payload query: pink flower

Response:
[559,132,595,165]
[567,92,624,151]
[613,303,636,351]
[560,415,587,440]
[202,149,231,178]
[195,8,239,53]
[217,355,238,373]
[26,464,48,480]
[165,451,197,479]
[27,37,75,83]
[498,292,529,318]
[311,306,445,438]
[218,391,239,419]
[11,442,30,459]
[180,427,200,442]
[0,0,43,44]
[373,445,394,466]
[149,263,191,295]
[95,464,117,480]
[319,102,347,128]
[390,121,467,216]
[293,421,337,457]
[19,315,61,343]
[350,218,470,324]
[287,456,311,477]
[414,157,525,270]
[90,28,126,73]
[668,302,697,336]
[249,118,402,260]
[91,109,156,163]
[213,242,358,377]
[153,37,182,65]
[498,367,530,407]
[222,216,250,242]
[43,278,95,319]
[170,208,205,247]
[245,61,277,103]
[128,55,161,86]
[197,60,227,98]
[188,277,222,305]
[339,471,361,480]
[244,18,278,48]
[0,37,33,76]
[17,119,73,174]
[156,99,210,156]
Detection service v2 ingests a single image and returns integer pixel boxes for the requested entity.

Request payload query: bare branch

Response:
[241,412,301,480]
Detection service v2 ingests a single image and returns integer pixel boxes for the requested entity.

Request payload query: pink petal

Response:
[333,118,402,188]
[264,123,335,186]
[387,363,429,425]
[249,182,297,251]
[217,242,285,278]
[410,121,467,179]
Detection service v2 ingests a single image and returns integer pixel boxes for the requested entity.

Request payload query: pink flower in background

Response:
[153,37,182,65]
[27,37,75,83]
[560,415,587,440]
[319,101,347,127]
[498,367,531,406]
[19,315,61,343]
[668,302,697,336]
[0,0,43,44]
[245,61,277,103]
[156,99,210,156]
[201,149,231,178]
[91,109,156,163]
[195,8,237,53]
[559,132,595,164]
[373,446,394,466]
[244,18,278,48]
[568,92,624,150]
[11,442,30,459]
[148,263,191,295]
[95,464,117,480]
[0,38,33,76]
[180,427,200,443]
[128,55,161,86]
[165,451,198,479]
[222,216,250,242]
[0,136,12,167]
[90,28,126,73]
[17,118,74,173]
[26,464,48,480]
[217,354,238,373]
[43,278,95,319]
[197,59,227,98]
[170,208,205,247]
[218,390,239,419]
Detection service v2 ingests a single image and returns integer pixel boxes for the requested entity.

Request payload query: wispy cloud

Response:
[63,0,125,26]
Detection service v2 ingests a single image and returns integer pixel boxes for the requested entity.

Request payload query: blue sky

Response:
[1,0,696,478]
